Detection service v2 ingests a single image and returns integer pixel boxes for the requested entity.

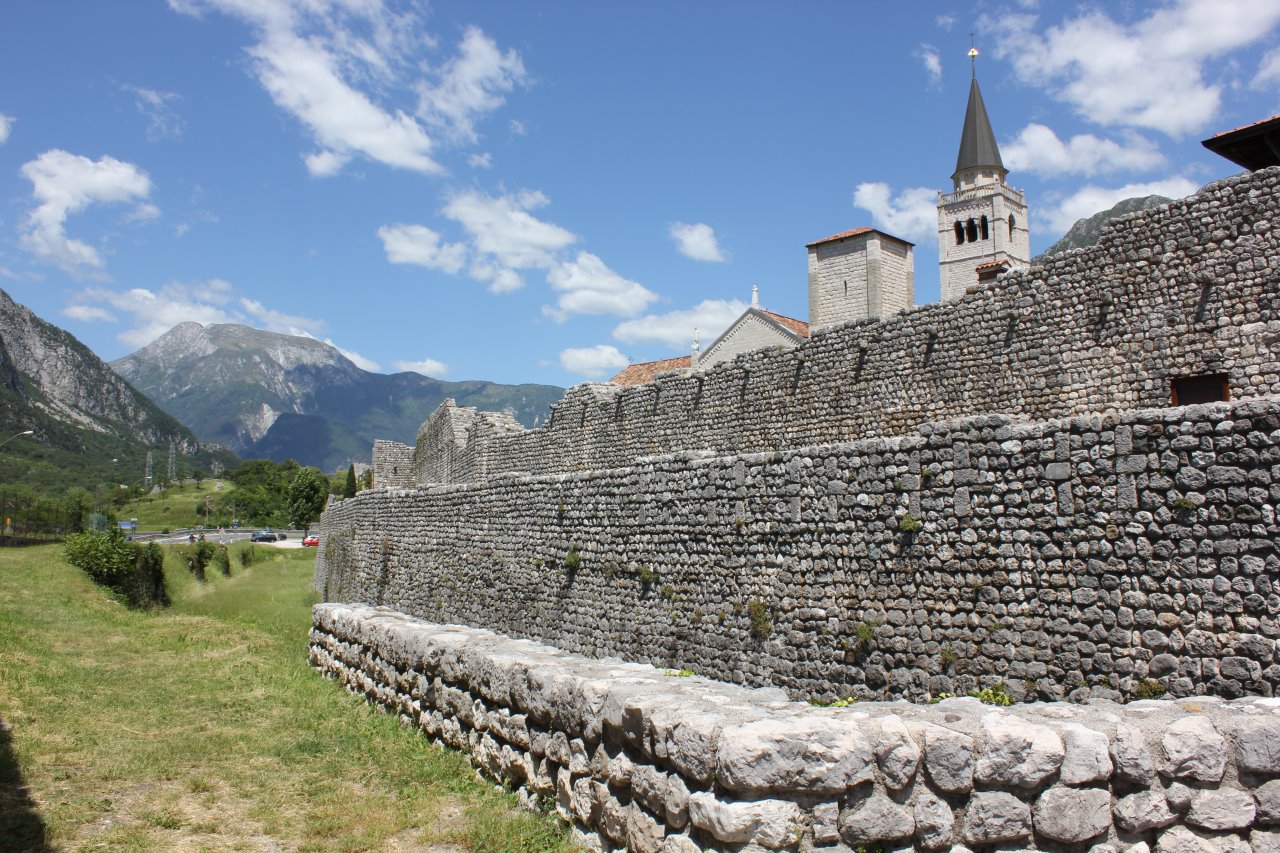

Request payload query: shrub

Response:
[238,546,257,568]
[747,598,772,639]
[853,621,878,649]
[213,545,231,577]
[1135,678,1167,699]
[972,682,1013,706]
[563,544,581,571]
[183,541,218,582]
[898,515,923,533]
[63,530,167,608]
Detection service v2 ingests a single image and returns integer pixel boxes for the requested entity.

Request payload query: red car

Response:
[302,533,320,547]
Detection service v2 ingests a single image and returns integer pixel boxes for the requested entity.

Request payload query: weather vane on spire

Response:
[968,34,979,77]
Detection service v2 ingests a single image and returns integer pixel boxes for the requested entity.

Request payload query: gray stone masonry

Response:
[385,167,1280,488]
[319,397,1280,704]
[312,602,1280,853]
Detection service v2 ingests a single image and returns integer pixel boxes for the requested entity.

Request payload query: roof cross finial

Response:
[751,284,760,307]
[968,34,978,78]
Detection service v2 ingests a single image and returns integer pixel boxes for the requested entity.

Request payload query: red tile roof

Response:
[759,309,810,338]
[1206,113,1280,139]
[609,355,692,386]
[806,226,915,249]
[975,260,1009,271]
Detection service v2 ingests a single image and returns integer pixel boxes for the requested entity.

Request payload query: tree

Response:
[343,464,357,499]
[358,468,373,491]
[286,467,329,531]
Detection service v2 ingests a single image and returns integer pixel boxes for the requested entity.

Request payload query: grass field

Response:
[117,480,231,530]
[0,542,571,852]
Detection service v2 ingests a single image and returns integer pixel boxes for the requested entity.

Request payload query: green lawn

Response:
[0,542,570,852]
[117,479,231,530]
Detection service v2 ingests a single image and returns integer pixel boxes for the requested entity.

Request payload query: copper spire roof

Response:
[953,74,1005,179]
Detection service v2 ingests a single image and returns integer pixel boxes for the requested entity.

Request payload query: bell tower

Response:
[937,47,1030,301]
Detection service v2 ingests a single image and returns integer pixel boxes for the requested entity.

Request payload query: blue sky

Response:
[1,1,1278,388]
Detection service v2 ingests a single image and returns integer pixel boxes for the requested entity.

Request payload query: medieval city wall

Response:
[318,397,1280,704]
[313,602,1280,853]
[397,167,1280,488]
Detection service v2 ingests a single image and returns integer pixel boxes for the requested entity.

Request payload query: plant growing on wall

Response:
[747,598,772,639]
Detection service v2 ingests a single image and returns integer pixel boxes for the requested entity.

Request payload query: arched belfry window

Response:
[954,222,965,245]
[966,218,978,243]
[1008,213,1016,235]
[980,215,989,240]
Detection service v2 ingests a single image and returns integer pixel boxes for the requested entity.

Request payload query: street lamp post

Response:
[0,430,33,450]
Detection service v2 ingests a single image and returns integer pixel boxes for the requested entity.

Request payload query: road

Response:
[137,529,310,548]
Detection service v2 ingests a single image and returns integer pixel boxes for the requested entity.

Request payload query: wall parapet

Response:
[392,166,1280,488]
[313,603,1280,853]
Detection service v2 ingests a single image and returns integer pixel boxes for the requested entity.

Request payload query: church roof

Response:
[1201,113,1280,171]
[609,355,691,386]
[806,227,915,249]
[758,309,810,338]
[954,75,1005,179]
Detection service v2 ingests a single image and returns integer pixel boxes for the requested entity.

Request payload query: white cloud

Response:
[669,222,726,262]
[544,251,656,322]
[63,304,116,323]
[249,29,440,176]
[509,118,527,136]
[0,114,12,144]
[442,188,577,291]
[169,0,526,176]
[468,152,493,168]
[125,202,162,223]
[72,278,326,348]
[559,344,629,379]
[391,357,447,376]
[851,183,938,243]
[1002,123,1166,177]
[613,298,748,348]
[416,26,528,144]
[326,341,380,371]
[1253,48,1280,89]
[124,85,183,140]
[936,14,956,31]
[377,223,467,273]
[1042,177,1199,234]
[239,296,325,336]
[917,44,942,88]
[19,149,153,273]
[986,1,1280,136]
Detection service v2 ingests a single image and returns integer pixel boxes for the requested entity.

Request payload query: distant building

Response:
[936,55,1030,300]
[806,227,914,331]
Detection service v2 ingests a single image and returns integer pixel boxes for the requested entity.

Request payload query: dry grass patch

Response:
[0,544,570,852]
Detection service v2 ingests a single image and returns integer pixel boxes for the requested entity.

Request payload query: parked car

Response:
[302,534,319,547]
[250,529,277,542]
[276,532,288,541]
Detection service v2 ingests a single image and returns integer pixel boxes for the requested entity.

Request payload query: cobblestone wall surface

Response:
[394,167,1280,487]
[318,397,1280,703]
[313,603,1280,853]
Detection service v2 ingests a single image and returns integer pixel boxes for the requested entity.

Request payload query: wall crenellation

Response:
[381,167,1280,489]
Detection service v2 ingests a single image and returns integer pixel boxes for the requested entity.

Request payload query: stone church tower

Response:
[937,52,1030,301]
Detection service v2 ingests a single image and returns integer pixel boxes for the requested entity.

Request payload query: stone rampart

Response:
[317,397,1280,703]
[312,603,1280,853]
[396,167,1280,487]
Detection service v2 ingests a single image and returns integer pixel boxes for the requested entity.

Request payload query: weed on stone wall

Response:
[747,598,772,639]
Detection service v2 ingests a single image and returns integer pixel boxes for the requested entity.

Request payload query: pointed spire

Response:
[953,50,1005,181]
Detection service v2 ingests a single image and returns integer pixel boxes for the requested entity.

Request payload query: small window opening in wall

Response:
[980,215,989,240]
[923,332,938,367]
[954,222,965,245]
[1171,373,1230,406]
[1008,213,1016,235]
[966,218,978,243]
[1194,279,1215,322]
[843,279,848,297]
[853,345,868,382]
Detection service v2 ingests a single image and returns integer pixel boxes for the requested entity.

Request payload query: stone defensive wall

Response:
[312,603,1280,853]
[318,397,1280,704]
[374,166,1280,488]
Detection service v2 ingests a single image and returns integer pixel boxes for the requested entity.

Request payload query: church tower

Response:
[937,49,1030,301]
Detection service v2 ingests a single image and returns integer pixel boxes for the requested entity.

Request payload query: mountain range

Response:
[0,288,233,494]
[110,323,564,471]
[1037,195,1175,259]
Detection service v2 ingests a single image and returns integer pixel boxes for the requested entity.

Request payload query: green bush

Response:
[214,545,231,577]
[183,541,218,582]
[239,545,257,568]
[63,531,167,608]
[747,598,772,639]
